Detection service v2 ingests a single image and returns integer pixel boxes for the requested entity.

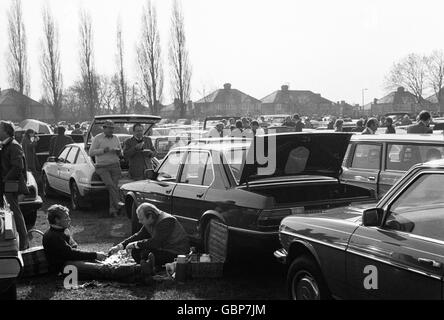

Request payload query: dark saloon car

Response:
[277,159,444,300]
[121,133,375,254]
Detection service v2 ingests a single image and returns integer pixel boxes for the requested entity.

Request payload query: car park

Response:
[0,205,23,300]
[120,133,375,255]
[341,134,444,199]
[276,159,444,300]
[42,115,161,210]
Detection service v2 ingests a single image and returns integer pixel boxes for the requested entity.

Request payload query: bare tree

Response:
[97,75,117,114]
[41,5,63,122]
[79,9,98,119]
[7,0,30,118]
[426,50,444,114]
[385,53,428,106]
[137,0,164,116]
[169,0,191,118]
[62,82,85,121]
[115,18,127,114]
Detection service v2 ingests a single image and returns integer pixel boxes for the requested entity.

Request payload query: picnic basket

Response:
[21,229,49,277]
[190,220,228,278]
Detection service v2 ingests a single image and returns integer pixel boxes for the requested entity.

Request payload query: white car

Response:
[41,114,161,210]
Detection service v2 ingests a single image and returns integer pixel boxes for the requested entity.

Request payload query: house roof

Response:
[375,87,417,105]
[195,83,261,105]
[260,87,333,105]
[0,88,42,107]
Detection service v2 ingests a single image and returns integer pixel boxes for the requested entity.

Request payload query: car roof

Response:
[94,114,161,121]
[351,133,444,143]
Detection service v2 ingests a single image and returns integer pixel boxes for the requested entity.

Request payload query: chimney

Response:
[223,83,231,90]
[281,85,289,92]
[397,87,405,93]
[373,98,378,104]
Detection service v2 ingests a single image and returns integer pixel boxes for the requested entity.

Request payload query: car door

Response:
[51,146,71,191]
[138,150,185,214]
[341,142,383,197]
[172,151,214,235]
[58,147,79,194]
[346,171,444,299]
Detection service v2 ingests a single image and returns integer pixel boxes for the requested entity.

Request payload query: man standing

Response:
[49,126,74,157]
[109,203,190,269]
[0,121,29,250]
[407,111,433,134]
[352,119,365,132]
[251,121,265,136]
[361,118,379,135]
[123,124,156,181]
[293,114,305,132]
[385,117,396,134]
[208,123,224,138]
[89,120,122,217]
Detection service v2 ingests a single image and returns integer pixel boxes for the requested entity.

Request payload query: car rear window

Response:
[387,144,444,171]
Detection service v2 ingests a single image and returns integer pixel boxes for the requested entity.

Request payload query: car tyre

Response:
[42,173,54,198]
[70,181,83,211]
[0,283,17,300]
[131,201,142,234]
[287,255,331,300]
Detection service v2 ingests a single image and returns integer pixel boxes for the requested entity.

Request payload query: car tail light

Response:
[257,207,305,227]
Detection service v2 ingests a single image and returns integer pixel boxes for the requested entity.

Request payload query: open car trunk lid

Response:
[239,132,352,185]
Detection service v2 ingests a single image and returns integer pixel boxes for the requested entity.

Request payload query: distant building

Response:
[425,89,444,115]
[0,88,54,122]
[260,85,335,116]
[332,101,359,118]
[194,83,261,118]
[364,87,436,116]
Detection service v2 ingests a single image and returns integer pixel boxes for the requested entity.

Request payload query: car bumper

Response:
[0,256,23,294]
[19,196,43,213]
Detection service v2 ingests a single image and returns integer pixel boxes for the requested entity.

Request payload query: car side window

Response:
[58,147,71,162]
[157,151,183,182]
[351,144,381,170]
[65,148,78,164]
[76,151,87,164]
[203,156,215,186]
[385,173,444,240]
[180,152,209,185]
[387,144,444,171]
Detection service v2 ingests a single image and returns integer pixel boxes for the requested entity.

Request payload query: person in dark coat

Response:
[352,119,365,132]
[123,124,156,181]
[21,129,40,175]
[385,117,396,134]
[0,121,29,250]
[108,203,190,268]
[407,110,433,134]
[42,205,107,273]
[293,114,305,132]
[49,126,74,157]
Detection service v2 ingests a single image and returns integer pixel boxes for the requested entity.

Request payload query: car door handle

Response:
[368,176,376,181]
[196,192,205,198]
[418,258,442,268]
[165,189,173,195]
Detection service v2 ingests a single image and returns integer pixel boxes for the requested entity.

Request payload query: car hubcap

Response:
[292,273,320,300]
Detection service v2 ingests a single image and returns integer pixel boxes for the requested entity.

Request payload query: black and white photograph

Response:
[1,0,444,306]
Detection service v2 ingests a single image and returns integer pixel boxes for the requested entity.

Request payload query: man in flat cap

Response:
[89,120,122,217]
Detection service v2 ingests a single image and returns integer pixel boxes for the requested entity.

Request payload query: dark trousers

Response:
[6,193,28,250]
[131,248,177,268]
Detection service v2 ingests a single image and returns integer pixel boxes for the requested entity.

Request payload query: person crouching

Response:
[109,203,190,269]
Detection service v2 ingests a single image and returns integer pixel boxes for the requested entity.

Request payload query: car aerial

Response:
[276,159,444,300]
[341,134,444,199]
[0,205,23,300]
[120,133,375,255]
[41,114,161,210]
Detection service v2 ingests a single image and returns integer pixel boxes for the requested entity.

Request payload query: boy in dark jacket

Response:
[43,205,107,273]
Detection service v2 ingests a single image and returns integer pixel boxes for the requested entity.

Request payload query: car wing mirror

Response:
[362,208,384,227]
[47,156,57,163]
[144,169,157,180]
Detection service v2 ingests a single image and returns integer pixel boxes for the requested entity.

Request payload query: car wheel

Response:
[131,201,142,234]
[70,181,83,211]
[42,173,54,198]
[287,255,331,300]
[0,283,17,300]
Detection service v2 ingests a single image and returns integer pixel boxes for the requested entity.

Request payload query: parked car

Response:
[35,133,85,169]
[42,115,161,210]
[341,134,444,199]
[120,133,375,255]
[276,159,444,299]
[0,205,23,300]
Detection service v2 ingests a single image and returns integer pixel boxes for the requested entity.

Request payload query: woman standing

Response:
[22,129,40,176]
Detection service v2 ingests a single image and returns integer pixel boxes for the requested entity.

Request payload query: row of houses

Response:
[1,84,443,123]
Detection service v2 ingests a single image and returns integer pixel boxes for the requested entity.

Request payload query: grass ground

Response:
[18,196,287,300]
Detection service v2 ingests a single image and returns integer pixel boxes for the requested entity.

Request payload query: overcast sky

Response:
[1,0,444,106]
